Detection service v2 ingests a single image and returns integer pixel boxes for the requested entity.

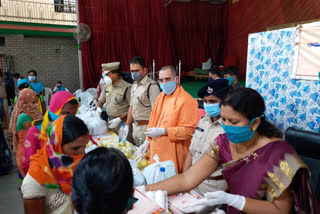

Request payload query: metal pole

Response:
[178,60,181,84]
[152,59,155,81]
[75,0,83,90]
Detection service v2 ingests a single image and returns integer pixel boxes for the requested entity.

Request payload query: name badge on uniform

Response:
[117,93,122,96]
[195,127,204,132]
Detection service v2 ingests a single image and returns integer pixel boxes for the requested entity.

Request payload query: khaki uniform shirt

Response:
[130,75,160,121]
[98,78,131,117]
[190,116,226,196]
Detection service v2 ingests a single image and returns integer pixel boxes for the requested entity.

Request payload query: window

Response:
[54,0,76,13]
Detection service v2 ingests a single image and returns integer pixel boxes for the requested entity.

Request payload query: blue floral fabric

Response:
[246,28,320,132]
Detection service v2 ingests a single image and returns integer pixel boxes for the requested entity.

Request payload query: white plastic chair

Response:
[78,91,93,107]
[85,88,96,97]
[73,89,83,100]
[44,88,53,108]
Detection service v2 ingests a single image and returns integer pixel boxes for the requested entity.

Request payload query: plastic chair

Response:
[78,91,93,107]
[73,89,83,100]
[86,88,96,97]
[44,88,53,108]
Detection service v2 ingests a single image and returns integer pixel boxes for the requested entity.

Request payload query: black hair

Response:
[61,115,88,146]
[209,67,222,77]
[66,98,79,105]
[72,147,133,214]
[14,73,20,78]
[220,88,283,138]
[28,70,37,76]
[222,66,239,79]
[111,69,134,84]
[57,81,62,84]
[18,83,30,90]
[129,56,146,68]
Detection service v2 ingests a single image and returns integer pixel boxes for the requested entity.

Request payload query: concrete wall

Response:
[0,34,80,92]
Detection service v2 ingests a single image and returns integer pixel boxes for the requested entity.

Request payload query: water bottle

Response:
[118,124,126,143]
[159,167,168,182]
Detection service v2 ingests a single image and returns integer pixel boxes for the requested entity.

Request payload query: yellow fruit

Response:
[140,159,148,168]
[124,153,131,158]
[119,142,126,147]
[143,153,148,159]
[137,162,142,169]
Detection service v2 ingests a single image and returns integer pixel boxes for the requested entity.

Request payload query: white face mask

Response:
[99,78,104,85]
[102,74,112,86]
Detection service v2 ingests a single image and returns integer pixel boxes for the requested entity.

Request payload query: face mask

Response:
[102,74,112,86]
[204,102,220,117]
[208,77,213,82]
[131,72,143,82]
[222,117,260,144]
[226,76,235,86]
[56,84,61,87]
[28,76,36,82]
[159,81,176,95]
[99,78,104,85]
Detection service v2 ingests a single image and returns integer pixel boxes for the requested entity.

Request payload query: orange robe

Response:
[147,85,198,173]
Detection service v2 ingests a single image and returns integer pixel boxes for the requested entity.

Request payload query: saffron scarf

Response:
[29,115,84,194]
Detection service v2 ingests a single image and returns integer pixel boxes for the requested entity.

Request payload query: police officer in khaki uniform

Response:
[97,62,131,132]
[124,56,160,146]
[184,79,230,196]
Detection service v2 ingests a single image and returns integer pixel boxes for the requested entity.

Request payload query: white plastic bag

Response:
[77,110,108,136]
[77,105,90,115]
[143,155,176,185]
[145,190,168,212]
[128,159,146,187]
[202,57,212,70]
[87,117,108,136]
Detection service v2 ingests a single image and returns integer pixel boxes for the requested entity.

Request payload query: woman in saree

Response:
[21,115,89,214]
[145,88,319,214]
[9,88,43,179]
[22,91,79,175]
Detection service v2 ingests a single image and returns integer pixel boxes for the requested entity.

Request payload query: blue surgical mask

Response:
[159,81,176,95]
[28,76,36,82]
[222,117,260,143]
[204,102,220,117]
[226,76,235,86]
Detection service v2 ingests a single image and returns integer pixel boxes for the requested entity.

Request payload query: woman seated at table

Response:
[145,88,319,214]
[72,147,134,214]
[22,115,89,214]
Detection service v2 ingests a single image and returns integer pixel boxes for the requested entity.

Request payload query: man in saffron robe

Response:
[141,65,198,173]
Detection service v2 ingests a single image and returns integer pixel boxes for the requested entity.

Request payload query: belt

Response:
[134,120,149,126]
